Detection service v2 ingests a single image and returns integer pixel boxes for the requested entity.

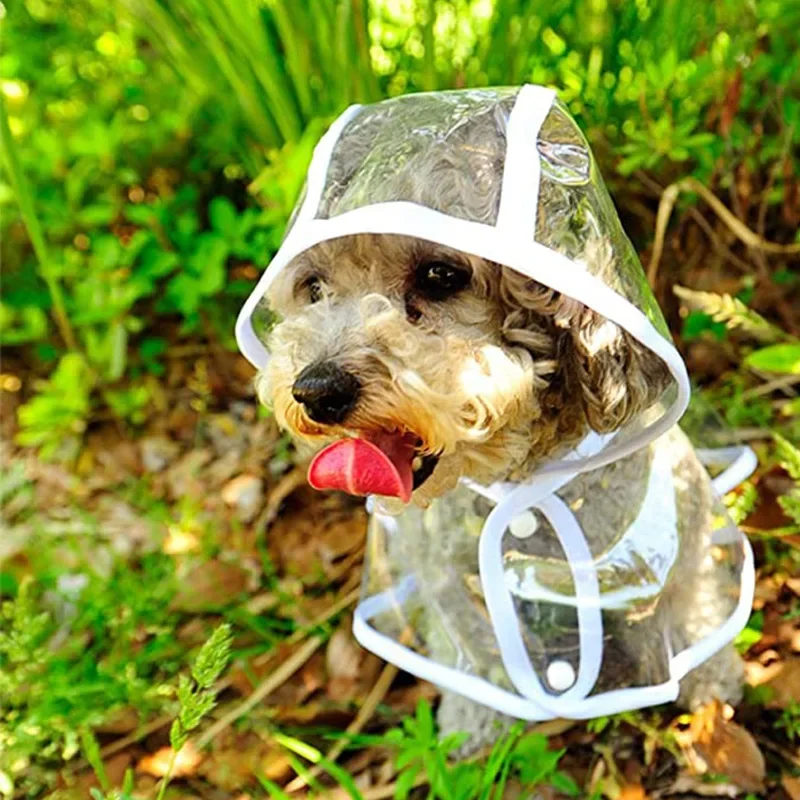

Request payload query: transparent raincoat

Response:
[236,86,756,720]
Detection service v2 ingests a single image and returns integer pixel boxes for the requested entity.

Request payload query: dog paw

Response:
[677,645,746,709]
[435,691,515,757]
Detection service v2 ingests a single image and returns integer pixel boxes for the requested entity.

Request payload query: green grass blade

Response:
[0,100,76,351]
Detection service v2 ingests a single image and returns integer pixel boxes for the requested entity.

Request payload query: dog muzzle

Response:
[234,85,757,718]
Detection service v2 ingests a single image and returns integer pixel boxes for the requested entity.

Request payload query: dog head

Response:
[254,101,672,506]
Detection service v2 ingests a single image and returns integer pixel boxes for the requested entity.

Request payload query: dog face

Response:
[254,98,671,505]
[257,233,672,505]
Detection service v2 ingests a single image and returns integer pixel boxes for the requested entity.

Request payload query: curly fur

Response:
[259,233,671,503]
[253,99,744,747]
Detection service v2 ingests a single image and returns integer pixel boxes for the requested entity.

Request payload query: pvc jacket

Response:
[235,86,756,720]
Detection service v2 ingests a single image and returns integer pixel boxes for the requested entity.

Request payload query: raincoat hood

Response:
[235,86,755,720]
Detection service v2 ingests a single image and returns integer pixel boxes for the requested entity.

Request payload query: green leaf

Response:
[394,766,420,800]
[209,196,238,237]
[744,344,800,374]
[775,434,800,480]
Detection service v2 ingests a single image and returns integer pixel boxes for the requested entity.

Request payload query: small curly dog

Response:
[252,96,746,742]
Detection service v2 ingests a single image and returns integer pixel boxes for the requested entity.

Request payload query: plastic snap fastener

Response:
[546,660,576,692]
[509,510,538,539]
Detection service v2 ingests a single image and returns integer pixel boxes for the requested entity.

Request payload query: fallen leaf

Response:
[764,658,800,709]
[199,733,290,791]
[140,435,181,472]
[221,474,264,522]
[171,559,251,612]
[685,701,765,794]
[326,625,363,682]
[618,786,647,800]
[137,742,202,778]
[784,775,800,800]
[325,621,381,702]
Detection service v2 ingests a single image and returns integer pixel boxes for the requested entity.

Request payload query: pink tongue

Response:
[308,436,415,503]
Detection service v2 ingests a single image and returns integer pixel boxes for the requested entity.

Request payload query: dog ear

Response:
[497,267,672,435]
[560,304,672,433]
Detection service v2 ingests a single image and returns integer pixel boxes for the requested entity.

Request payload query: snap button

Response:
[546,660,576,692]
[509,510,538,539]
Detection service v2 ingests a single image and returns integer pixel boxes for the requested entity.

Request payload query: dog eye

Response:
[414,261,471,300]
[303,276,323,304]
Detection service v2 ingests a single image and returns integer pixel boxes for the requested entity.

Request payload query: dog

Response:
[250,94,747,746]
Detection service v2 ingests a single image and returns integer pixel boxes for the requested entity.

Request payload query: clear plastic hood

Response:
[236,85,691,477]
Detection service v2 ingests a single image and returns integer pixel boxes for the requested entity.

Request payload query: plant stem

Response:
[0,99,78,352]
[154,747,179,800]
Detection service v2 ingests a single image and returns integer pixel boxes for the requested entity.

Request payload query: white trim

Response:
[671,533,755,679]
[696,445,758,496]
[352,534,754,721]
[496,85,555,238]
[480,493,604,711]
[353,578,683,720]
[234,201,690,475]
[234,104,362,369]
[505,448,678,611]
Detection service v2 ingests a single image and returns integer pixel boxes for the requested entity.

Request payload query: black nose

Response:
[291,361,361,425]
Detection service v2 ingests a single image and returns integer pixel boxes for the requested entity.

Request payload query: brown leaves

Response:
[762,658,800,710]
[171,559,254,612]
[679,702,766,795]
[269,487,367,581]
[137,742,202,778]
[326,620,382,703]
[221,473,264,522]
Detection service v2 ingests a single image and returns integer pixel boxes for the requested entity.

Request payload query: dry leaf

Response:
[686,702,765,794]
[137,742,202,778]
[784,775,800,800]
[199,734,290,791]
[327,625,363,682]
[764,658,800,709]
[140,435,181,472]
[221,474,264,522]
[618,786,648,800]
[171,559,251,612]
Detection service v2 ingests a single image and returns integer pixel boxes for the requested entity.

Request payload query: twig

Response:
[285,662,400,793]
[647,176,800,286]
[362,774,429,800]
[253,583,361,660]
[741,374,800,400]
[754,733,800,768]
[195,635,324,749]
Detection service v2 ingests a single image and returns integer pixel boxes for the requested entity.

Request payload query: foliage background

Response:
[1,0,799,797]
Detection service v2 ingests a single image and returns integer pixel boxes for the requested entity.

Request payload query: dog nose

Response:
[292,361,361,424]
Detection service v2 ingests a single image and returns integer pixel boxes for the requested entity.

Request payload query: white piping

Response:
[233,202,690,475]
[496,85,555,239]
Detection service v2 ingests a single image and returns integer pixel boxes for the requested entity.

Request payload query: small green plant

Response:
[155,622,233,800]
[725,481,759,526]
[357,699,578,800]
[776,701,800,743]
[774,434,800,528]
[734,610,764,654]
[15,353,94,459]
